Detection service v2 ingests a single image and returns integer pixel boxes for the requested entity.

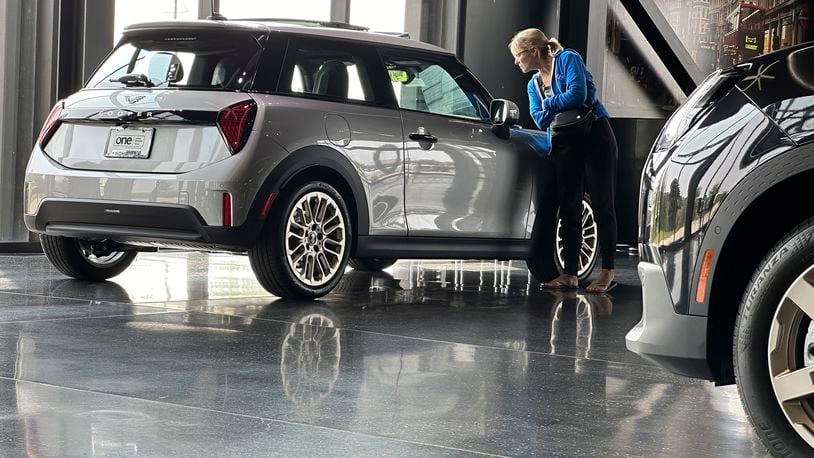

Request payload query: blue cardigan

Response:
[526,49,609,153]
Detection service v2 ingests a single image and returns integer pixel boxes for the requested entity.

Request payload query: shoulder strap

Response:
[533,73,544,101]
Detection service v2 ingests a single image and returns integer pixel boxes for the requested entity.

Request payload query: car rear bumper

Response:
[625,262,714,380]
[25,198,260,251]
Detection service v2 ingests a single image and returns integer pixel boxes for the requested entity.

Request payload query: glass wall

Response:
[350,0,406,33]
[114,0,198,44]
[603,0,687,118]
[654,0,812,74]
[219,0,331,21]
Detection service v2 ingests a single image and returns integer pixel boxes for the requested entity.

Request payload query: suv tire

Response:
[734,218,814,455]
[348,258,397,271]
[249,181,352,299]
[40,235,137,281]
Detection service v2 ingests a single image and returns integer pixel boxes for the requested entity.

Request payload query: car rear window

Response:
[86,31,265,91]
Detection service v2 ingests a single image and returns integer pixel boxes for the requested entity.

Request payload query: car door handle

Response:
[409,128,437,143]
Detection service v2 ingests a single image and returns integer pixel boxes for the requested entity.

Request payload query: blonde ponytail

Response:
[509,28,564,56]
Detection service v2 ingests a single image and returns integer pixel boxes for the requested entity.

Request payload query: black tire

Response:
[40,235,137,281]
[734,218,814,456]
[528,196,598,283]
[248,181,352,299]
[554,196,598,282]
[348,258,397,271]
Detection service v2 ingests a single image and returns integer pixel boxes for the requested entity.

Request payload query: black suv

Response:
[627,42,814,454]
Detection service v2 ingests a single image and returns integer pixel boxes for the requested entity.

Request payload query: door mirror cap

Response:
[490,99,519,126]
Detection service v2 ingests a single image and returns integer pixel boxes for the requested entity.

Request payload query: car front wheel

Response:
[527,197,598,283]
[249,181,352,299]
[735,218,814,455]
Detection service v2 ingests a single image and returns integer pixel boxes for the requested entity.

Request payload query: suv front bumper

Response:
[625,262,714,380]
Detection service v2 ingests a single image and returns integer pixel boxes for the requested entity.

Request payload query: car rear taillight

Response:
[217,101,256,154]
[37,101,64,148]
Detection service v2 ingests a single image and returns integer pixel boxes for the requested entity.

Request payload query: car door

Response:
[378,50,534,238]
[269,37,407,236]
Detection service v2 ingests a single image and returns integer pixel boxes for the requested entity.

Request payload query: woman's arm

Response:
[528,77,555,130]
[543,52,587,112]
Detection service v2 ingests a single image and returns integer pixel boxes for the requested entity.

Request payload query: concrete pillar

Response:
[0,0,59,242]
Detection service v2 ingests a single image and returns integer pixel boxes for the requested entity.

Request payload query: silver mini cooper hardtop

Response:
[24,18,598,298]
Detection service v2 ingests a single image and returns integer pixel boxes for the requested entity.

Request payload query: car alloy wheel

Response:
[555,199,598,278]
[767,265,814,448]
[77,240,127,267]
[285,191,347,287]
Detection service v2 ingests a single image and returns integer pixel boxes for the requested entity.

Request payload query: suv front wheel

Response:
[249,181,352,299]
[40,235,137,281]
[735,218,814,455]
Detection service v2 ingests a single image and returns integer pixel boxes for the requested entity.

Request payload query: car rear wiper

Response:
[109,73,155,87]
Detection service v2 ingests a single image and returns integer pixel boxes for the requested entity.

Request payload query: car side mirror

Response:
[490,99,519,139]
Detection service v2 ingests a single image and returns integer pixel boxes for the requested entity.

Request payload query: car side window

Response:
[379,51,489,121]
[280,39,375,103]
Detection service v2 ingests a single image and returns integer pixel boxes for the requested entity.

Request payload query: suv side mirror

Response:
[490,99,519,139]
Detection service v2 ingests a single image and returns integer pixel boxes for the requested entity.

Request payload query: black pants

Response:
[551,116,618,275]
[584,117,618,270]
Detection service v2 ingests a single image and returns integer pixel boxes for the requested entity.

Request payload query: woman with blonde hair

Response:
[509,28,618,293]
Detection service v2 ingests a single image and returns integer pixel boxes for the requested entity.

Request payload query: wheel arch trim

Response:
[247,144,370,244]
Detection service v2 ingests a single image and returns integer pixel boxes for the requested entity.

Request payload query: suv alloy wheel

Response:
[735,218,814,455]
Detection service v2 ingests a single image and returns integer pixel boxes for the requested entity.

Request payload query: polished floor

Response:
[0,252,768,456]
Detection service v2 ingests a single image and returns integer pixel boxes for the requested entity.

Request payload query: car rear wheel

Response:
[249,181,352,299]
[40,235,137,281]
[734,218,814,456]
[348,258,397,271]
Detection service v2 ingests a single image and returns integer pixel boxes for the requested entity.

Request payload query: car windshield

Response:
[86,31,265,91]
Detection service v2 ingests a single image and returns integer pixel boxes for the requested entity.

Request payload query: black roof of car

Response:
[122,19,453,55]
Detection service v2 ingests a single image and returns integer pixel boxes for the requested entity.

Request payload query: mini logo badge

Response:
[125,95,145,104]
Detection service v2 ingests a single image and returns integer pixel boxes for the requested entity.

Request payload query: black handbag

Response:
[550,107,595,138]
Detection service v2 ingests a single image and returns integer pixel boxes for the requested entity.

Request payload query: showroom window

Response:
[349,0,406,33]
[604,0,687,118]
[653,0,812,74]
[113,0,198,44]
[219,0,331,21]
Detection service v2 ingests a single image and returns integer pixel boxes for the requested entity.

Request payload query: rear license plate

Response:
[104,127,154,159]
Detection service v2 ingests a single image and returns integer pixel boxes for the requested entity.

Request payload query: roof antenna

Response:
[207,0,227,20]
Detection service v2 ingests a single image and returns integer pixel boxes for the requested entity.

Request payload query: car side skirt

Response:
[355,236,533,260]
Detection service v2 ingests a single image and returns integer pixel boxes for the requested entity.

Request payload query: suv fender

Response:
[694,142,814,382]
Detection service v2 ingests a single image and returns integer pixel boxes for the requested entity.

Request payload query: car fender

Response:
[692,141,814,317]
[245,144,371,241]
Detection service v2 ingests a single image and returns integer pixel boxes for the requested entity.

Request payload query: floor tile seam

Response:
[187,308,657,370]
[0,310,185,325]
[0,375,507,457]
[0,290,274,307]
[0,290,149,307]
